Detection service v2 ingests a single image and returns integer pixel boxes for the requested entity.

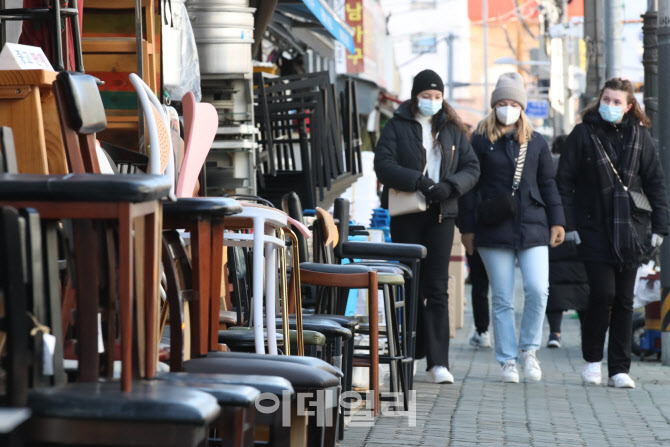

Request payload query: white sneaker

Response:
[608,373,635,389]
[581,362,602,385]
[501,361,519,383]
[520,350,542,382]
[469,330,491,349]
[429,366,454,384]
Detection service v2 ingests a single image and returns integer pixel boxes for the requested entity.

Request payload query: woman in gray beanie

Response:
[374,69,480,384]
[459,72,566,383]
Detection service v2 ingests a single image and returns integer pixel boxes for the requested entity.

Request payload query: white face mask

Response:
[495,105,521,126]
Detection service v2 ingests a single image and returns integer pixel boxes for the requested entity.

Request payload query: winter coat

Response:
[374,101,480,220]
[555,112,670,264]
[548,239,589,312]
[458,130,565,250]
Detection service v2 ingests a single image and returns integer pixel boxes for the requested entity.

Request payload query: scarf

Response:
[586,123,643,265]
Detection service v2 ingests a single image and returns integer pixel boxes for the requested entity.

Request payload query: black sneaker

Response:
[547,333,561,348]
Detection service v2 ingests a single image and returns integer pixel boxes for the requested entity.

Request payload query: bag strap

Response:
[511,142,528,196]
[600,146,630,191]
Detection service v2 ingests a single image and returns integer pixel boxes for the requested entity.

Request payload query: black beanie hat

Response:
[411,69,444,98]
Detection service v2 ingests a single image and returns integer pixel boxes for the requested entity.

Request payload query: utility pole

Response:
[604,0,623,79]
[643,0,659,147]
[447,34,455,102]
[483,0,489,114]
[583,0,604,106]
[657,0,670,365]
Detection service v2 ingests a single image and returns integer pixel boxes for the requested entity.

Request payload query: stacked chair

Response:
[0,65,428,447]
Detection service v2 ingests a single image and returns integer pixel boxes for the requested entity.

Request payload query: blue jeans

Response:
[478,246,549,365]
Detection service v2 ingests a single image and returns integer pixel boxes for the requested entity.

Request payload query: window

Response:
[411,34,437,54]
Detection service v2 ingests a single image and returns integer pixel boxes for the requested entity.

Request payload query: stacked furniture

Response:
[254,72,363,209]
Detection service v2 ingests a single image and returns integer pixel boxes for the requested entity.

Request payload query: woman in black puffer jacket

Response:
[556,78,670,389]
[374,69,480,385]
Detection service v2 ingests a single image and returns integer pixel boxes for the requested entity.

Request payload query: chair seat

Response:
[204,351,343,378]
[165,381,260,408]
[341,240,427,260]
[157,372,294,397]
[0,408,31,434]
[303,314,359,331]
[0,174,171,203]
[182,357,340,392]
[377,273,405,286]
[300,262,372,275]
[275,318,352,340]
[219,310,238,325]
[218,328,284,348]
[28,381,219,425]
[219,327,325,346]
[163,197,243,219]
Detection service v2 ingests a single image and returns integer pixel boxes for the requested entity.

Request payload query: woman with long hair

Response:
[374,69,480,384]
[459,72,565,383]
[556,78,669,388]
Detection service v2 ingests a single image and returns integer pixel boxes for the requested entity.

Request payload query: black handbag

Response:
[478,142,528,226]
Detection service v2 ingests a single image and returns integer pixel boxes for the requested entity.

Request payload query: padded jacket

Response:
[458,130,565,250]
[374,101,480,220]
[556,112,670,264]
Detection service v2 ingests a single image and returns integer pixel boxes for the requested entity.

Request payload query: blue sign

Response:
[302,0,355,54]
[525,100,550,119]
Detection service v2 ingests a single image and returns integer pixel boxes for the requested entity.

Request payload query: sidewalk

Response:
[339,281,670,447]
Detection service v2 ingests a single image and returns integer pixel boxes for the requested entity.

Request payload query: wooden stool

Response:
[0,70,67,174]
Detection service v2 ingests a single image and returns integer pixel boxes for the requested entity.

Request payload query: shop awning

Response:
[275,0,355,54]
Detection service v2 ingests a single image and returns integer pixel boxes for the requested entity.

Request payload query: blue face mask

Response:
[418,98,443,116]
[599,102,624,123]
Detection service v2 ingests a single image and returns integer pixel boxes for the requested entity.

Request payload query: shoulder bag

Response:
[477,142,528,226]
[388,164,428,217]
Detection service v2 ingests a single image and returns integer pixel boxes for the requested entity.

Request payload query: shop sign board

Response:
[302,0,355,54]
[343,0,364,73]
[525,99,550,119]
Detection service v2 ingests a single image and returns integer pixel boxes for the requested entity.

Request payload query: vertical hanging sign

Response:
[345,0,364,73]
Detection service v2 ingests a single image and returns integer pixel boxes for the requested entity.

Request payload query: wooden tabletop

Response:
[0,69,57,87]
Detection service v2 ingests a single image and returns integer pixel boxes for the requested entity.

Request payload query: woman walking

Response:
[460,72,565,383]
[374,69,480,384]
[556,78,669,388]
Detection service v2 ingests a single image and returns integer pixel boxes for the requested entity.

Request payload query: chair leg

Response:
[118,204,134,392]
[191,219,212,356]
[367,271,379,416]
[143,206,160,377]
[210,221,225,351]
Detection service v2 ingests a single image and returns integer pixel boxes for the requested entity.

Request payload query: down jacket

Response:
[458,130,565,249]
[374,101,480,220]
[555,112,670,264]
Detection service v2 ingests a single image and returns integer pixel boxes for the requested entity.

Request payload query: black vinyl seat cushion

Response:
[303,314,359,331]
[204,351,343,378]
[182,357,340,392]
[360,261,413,278]
[157,372,294,398]
[164,381,260,408]
[299,262,373,275]
[163,197,243,219]
[274,318,352,341]
[0,174,171,203]
[341,241,427,260]
[218,329,283,348]
[27,381,219,424]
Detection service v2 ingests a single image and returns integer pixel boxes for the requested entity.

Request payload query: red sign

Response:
[345,0,364,73]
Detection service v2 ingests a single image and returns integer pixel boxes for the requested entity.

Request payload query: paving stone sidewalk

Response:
[339,283,670,447]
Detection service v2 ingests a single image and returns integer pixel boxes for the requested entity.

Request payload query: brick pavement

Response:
[339,283,670,447]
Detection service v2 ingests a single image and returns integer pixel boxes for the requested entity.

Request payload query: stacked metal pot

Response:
[187,0,255,75]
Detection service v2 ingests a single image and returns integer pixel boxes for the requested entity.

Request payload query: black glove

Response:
[416,175,436,195]
[426,182,452,202]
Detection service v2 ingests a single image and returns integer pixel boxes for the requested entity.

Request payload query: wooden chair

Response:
[0,205,221,447]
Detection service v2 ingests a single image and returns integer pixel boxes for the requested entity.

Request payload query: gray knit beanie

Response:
[490,72,527,110]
